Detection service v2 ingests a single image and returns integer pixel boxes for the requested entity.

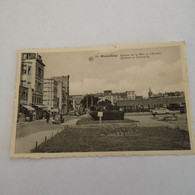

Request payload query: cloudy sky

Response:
[40,45,184,97]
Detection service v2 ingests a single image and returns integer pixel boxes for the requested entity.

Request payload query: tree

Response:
[97,99,114,111]
[80,95,100,110]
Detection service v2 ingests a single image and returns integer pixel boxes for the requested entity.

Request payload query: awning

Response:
[22,105,35,111]
[35,104,47,109]
[51,108,59,112]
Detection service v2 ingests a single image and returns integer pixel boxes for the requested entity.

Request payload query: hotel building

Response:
[51,75,70,115]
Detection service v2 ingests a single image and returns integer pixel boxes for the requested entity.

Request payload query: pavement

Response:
[16,120,63,137]
[15,129,63,153]
[123,112,151,116]
[15,115,82,153]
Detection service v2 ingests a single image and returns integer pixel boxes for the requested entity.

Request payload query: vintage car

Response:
[152,107,172,116]
[52,114,64,124]
[69,111,77,116]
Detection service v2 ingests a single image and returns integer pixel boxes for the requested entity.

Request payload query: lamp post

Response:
[86,94,88,111]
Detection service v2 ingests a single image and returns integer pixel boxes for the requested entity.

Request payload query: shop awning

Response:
[22,105,35,111]
[35,104,47,109]
[51,108,59,112]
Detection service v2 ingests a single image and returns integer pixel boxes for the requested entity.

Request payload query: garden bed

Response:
[32,126,191,153]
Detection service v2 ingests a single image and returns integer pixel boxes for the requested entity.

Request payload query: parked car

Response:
[152,107,172,116]
[69,111,76,116]
[52,114,64,124]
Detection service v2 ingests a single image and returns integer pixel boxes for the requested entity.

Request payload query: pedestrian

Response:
[46,112,50,124]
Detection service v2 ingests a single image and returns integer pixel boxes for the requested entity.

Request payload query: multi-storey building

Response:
[21,53,45,105]
[51,75,70,115]
[126,91,136,100]
[19,53,46,119]
[103,90,112,96]
[118,92,127,101]
[43,78,58,112]
[103,90,114,104]
[102,90,136,104]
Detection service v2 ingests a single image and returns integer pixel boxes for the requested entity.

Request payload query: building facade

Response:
[51,75,70,115]
[148,87,185,99]
[117,95,186,112]
[19,53,46,119]
[89,88,185,113]
[126,91,136,100]
[103,90,114,104]
[43,78,58,112]
[102,90,136,104]
[21,53,45,106]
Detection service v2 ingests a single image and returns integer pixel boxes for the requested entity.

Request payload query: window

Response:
[22,54,28,60]
[37,67,43,78]
[22,70,26,74]
[28,66,31,75]
[37,82,43,92]
[19,87,28,101]
[21,80,26,85]
[36,66,38,76]
[22,65,27,74]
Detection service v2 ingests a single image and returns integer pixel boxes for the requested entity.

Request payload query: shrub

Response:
[90,110,124,120]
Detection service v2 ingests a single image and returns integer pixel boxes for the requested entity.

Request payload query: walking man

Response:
[46,112,50,124]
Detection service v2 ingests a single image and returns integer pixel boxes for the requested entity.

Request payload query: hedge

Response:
[89,111,124,120]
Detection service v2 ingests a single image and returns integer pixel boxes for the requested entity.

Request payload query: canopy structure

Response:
[35,104,47,109]
[51,108,59,112]
[22,105,35,111]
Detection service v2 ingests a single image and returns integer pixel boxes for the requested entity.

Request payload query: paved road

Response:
[124,113,187,130]
[60,117,81,126]
[61,114,89,126]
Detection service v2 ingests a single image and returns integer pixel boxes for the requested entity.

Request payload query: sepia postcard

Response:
[10,42,195,158]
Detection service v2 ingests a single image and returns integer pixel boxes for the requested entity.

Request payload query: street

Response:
[15,113,189,153]
[124,113,188,131]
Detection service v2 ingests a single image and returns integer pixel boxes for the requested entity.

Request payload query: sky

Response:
[40,45,184,97]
